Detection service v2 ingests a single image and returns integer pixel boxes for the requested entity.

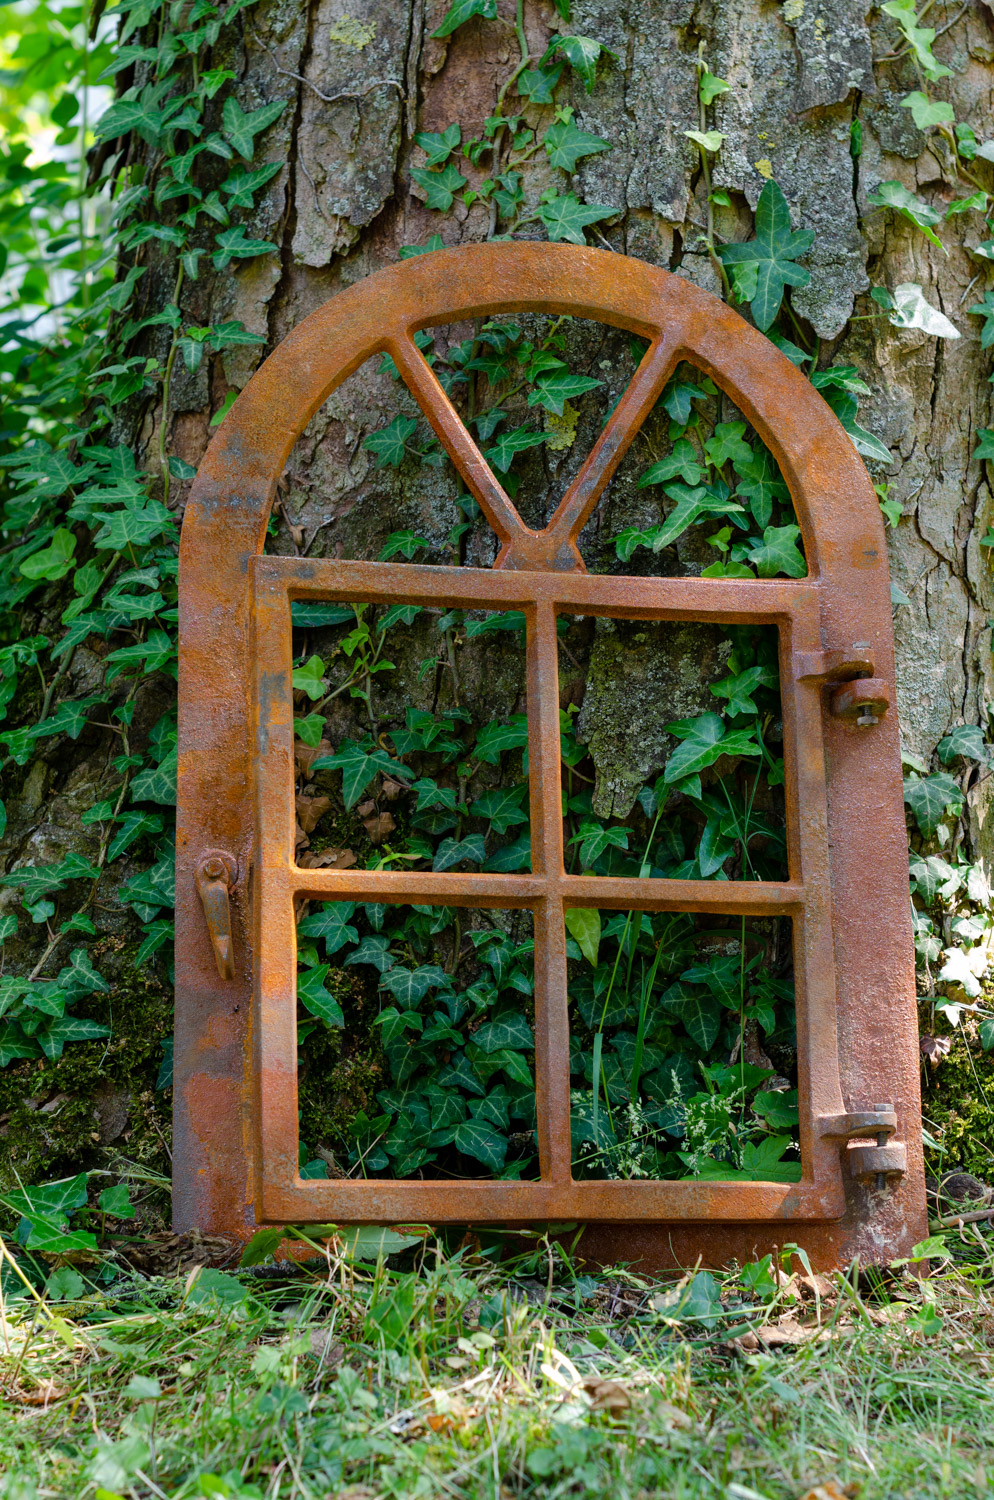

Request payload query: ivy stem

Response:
[158,263,186,507]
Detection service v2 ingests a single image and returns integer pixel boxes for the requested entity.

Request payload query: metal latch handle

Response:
[195,851,237,980]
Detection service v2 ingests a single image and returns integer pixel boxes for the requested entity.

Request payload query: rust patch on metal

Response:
[175,242,927,1268]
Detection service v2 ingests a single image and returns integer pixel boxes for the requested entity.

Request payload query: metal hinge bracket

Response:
[818,1105,906,1188]
[795,644,890,727]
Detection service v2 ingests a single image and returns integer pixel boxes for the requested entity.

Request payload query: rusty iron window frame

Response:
[176,242,927,1264]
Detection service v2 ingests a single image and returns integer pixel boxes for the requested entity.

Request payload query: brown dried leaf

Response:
[296,793,331,834]
[356,799,376,818]
[5,1378,67,1406]
[308,1328,345,1364]
[380,777,407,801]
[295,822,309,851]
[798,1273,835,1301]
[579,1377,631,1413]
[363,811,396,845]
[297,847,357,871]
[921,1034,952,1065]
[294,738,331,780]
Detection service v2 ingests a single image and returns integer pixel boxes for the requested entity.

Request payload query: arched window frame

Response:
[175,243,926,1267]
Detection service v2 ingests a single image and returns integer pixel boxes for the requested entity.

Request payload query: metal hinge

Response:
[795,643,890,727]
[818,1105,906,1189]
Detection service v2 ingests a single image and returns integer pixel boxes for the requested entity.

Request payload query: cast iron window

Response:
[175,242,924,1262]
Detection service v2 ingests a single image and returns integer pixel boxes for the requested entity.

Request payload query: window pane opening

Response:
[290,600,531,876]
[566,910,799,1183]
[295,902,538,1182]
[265,352,463,563]
[574,357,807,581]
[557,617,788,882]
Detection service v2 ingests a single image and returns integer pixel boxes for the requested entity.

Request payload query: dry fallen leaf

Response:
[297,847,357,871]
[579,1377,631,1413]
[921,1034,952,1065]
[294,738,331,780]
[362,811,396,845]
[4,1378,67,1406]
[308,1328,345,1364]
[296,792,331,834]
[798,1273,835,1301]
[380,777,407,801]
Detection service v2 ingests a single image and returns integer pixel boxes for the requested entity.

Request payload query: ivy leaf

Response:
[638,439,703,488]
[716,179,814,330]
[484,426,546,473]
[527,370,603,415]
[569,820,628,868]
[221,96,288,160]
[410,161,467,211]
[564,907,600,966]
[903,771,963,837]
[661,984,722,1050]
[92,499,175,550]
[131,748,177,805]
[211,225,279,268]
[880,0,953,82]
[380,965,450,1008]
[19,528,76,582]
[312,741,413,810]
[222,161,284,208]
[415,122,461,166]
[866,180,943,249]
[472,1014,534,1052]
[482,836,531,872]
[659,376,714,424]
[534,193,616,245]
[734,447,789,529]
[297,965,344,1028]
[704,422,753,470]
[518,64,563,104]
[291,655,326,700]
[344,935,395,973]
[699,70,730,105]
[449,1119,507,1171]
[737,523,806,578]
[887,283,960,339]
[473,716,529,765]
[35,1016,110,1060]
[431,0,497,38]
[710,664,778,718]
[107,811,163,861]
[542,35,617,94]
[364,415,418,469]
[969,290,994,349]
[543,117,610,172]
[650,483,744,552]
[664,713,761,785]
[379,530,429,561]
[684,129,725,153]
[470,785,529,833]
[938,725,986,764]
[900,91,954,130]
[975,430,994,462]
[298,902,359,955]
[98,1184,137,1220]
[433,835,486,872]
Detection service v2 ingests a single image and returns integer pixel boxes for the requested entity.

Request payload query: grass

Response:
[1,1222,993,1500]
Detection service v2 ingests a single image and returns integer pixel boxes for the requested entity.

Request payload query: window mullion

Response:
[527,601,571,1183]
